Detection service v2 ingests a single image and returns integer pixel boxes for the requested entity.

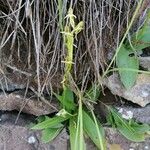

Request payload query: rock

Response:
[96,90,150,124]
[106,127,150,150]
[139,57,150,71]
[115,104,150,124]
[0,112,96,150]
[0,73,26,91]
[0,91,59,116]
[0,111,150,150]
[104,73,150,107]
[0,113,69,150]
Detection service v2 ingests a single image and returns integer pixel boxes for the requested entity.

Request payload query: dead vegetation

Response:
[0,0,142,95]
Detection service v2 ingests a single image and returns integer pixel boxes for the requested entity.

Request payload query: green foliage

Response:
[84,84,100,102]
[116,45,139,89]
[31,5,150,150]
[31,114,69,130]
[83,110,106,150]
[69,116,86,150]
[107,108,150,142]
[116,9,150,89]
[69,117,79,150]
[126,9,150,51]
[62,7,84,85]
[41,127,63,143]
[54,86,76,112]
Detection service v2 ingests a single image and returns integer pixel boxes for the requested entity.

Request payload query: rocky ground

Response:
[0,87,149,150]
[0,110,149,150]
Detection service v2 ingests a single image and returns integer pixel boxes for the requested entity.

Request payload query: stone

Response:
[115,104,150,124]
[0,73,26,91]
[96,90,150,124]
[0,90,59,116]
[104,73,150,107]
[105,127,150,150]
[0,117,69,150]
[0,111,150,150]
[139,57,150,71]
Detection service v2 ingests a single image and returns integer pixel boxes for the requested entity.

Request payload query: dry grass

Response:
[0,0,139,95]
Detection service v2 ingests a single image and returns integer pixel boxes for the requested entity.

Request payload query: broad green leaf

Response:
[69,117,80,150]
[62,86,76,112]
[85,84,100,102]
[108,108,149,142]
[41,127,63,143]
[31,115,70,130]
[116,45,139,89]
[83,110,106,150]
[54,86,76,112]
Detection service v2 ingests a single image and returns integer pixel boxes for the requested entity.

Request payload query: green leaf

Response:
[129,120,150,133]
[41,127,63,143]
[130,25,150,51]
[108,108,149,142]
[85,84,100,102]
[31,115,70,130]
[62,86,76,112]
[54,86,76,112]
[126,9,150,51]
[116,45,139,89]
[74,104,86,150]
[83,110,106,150]
[69,117,79,150]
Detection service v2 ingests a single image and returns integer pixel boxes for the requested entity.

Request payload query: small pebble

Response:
[15,95,21,98]
[129,148,134,150]
[121,110,133,120]
[126,111,133,119]
[144,145,149,149]
[28,136,36,144]
[118,108,123,113]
